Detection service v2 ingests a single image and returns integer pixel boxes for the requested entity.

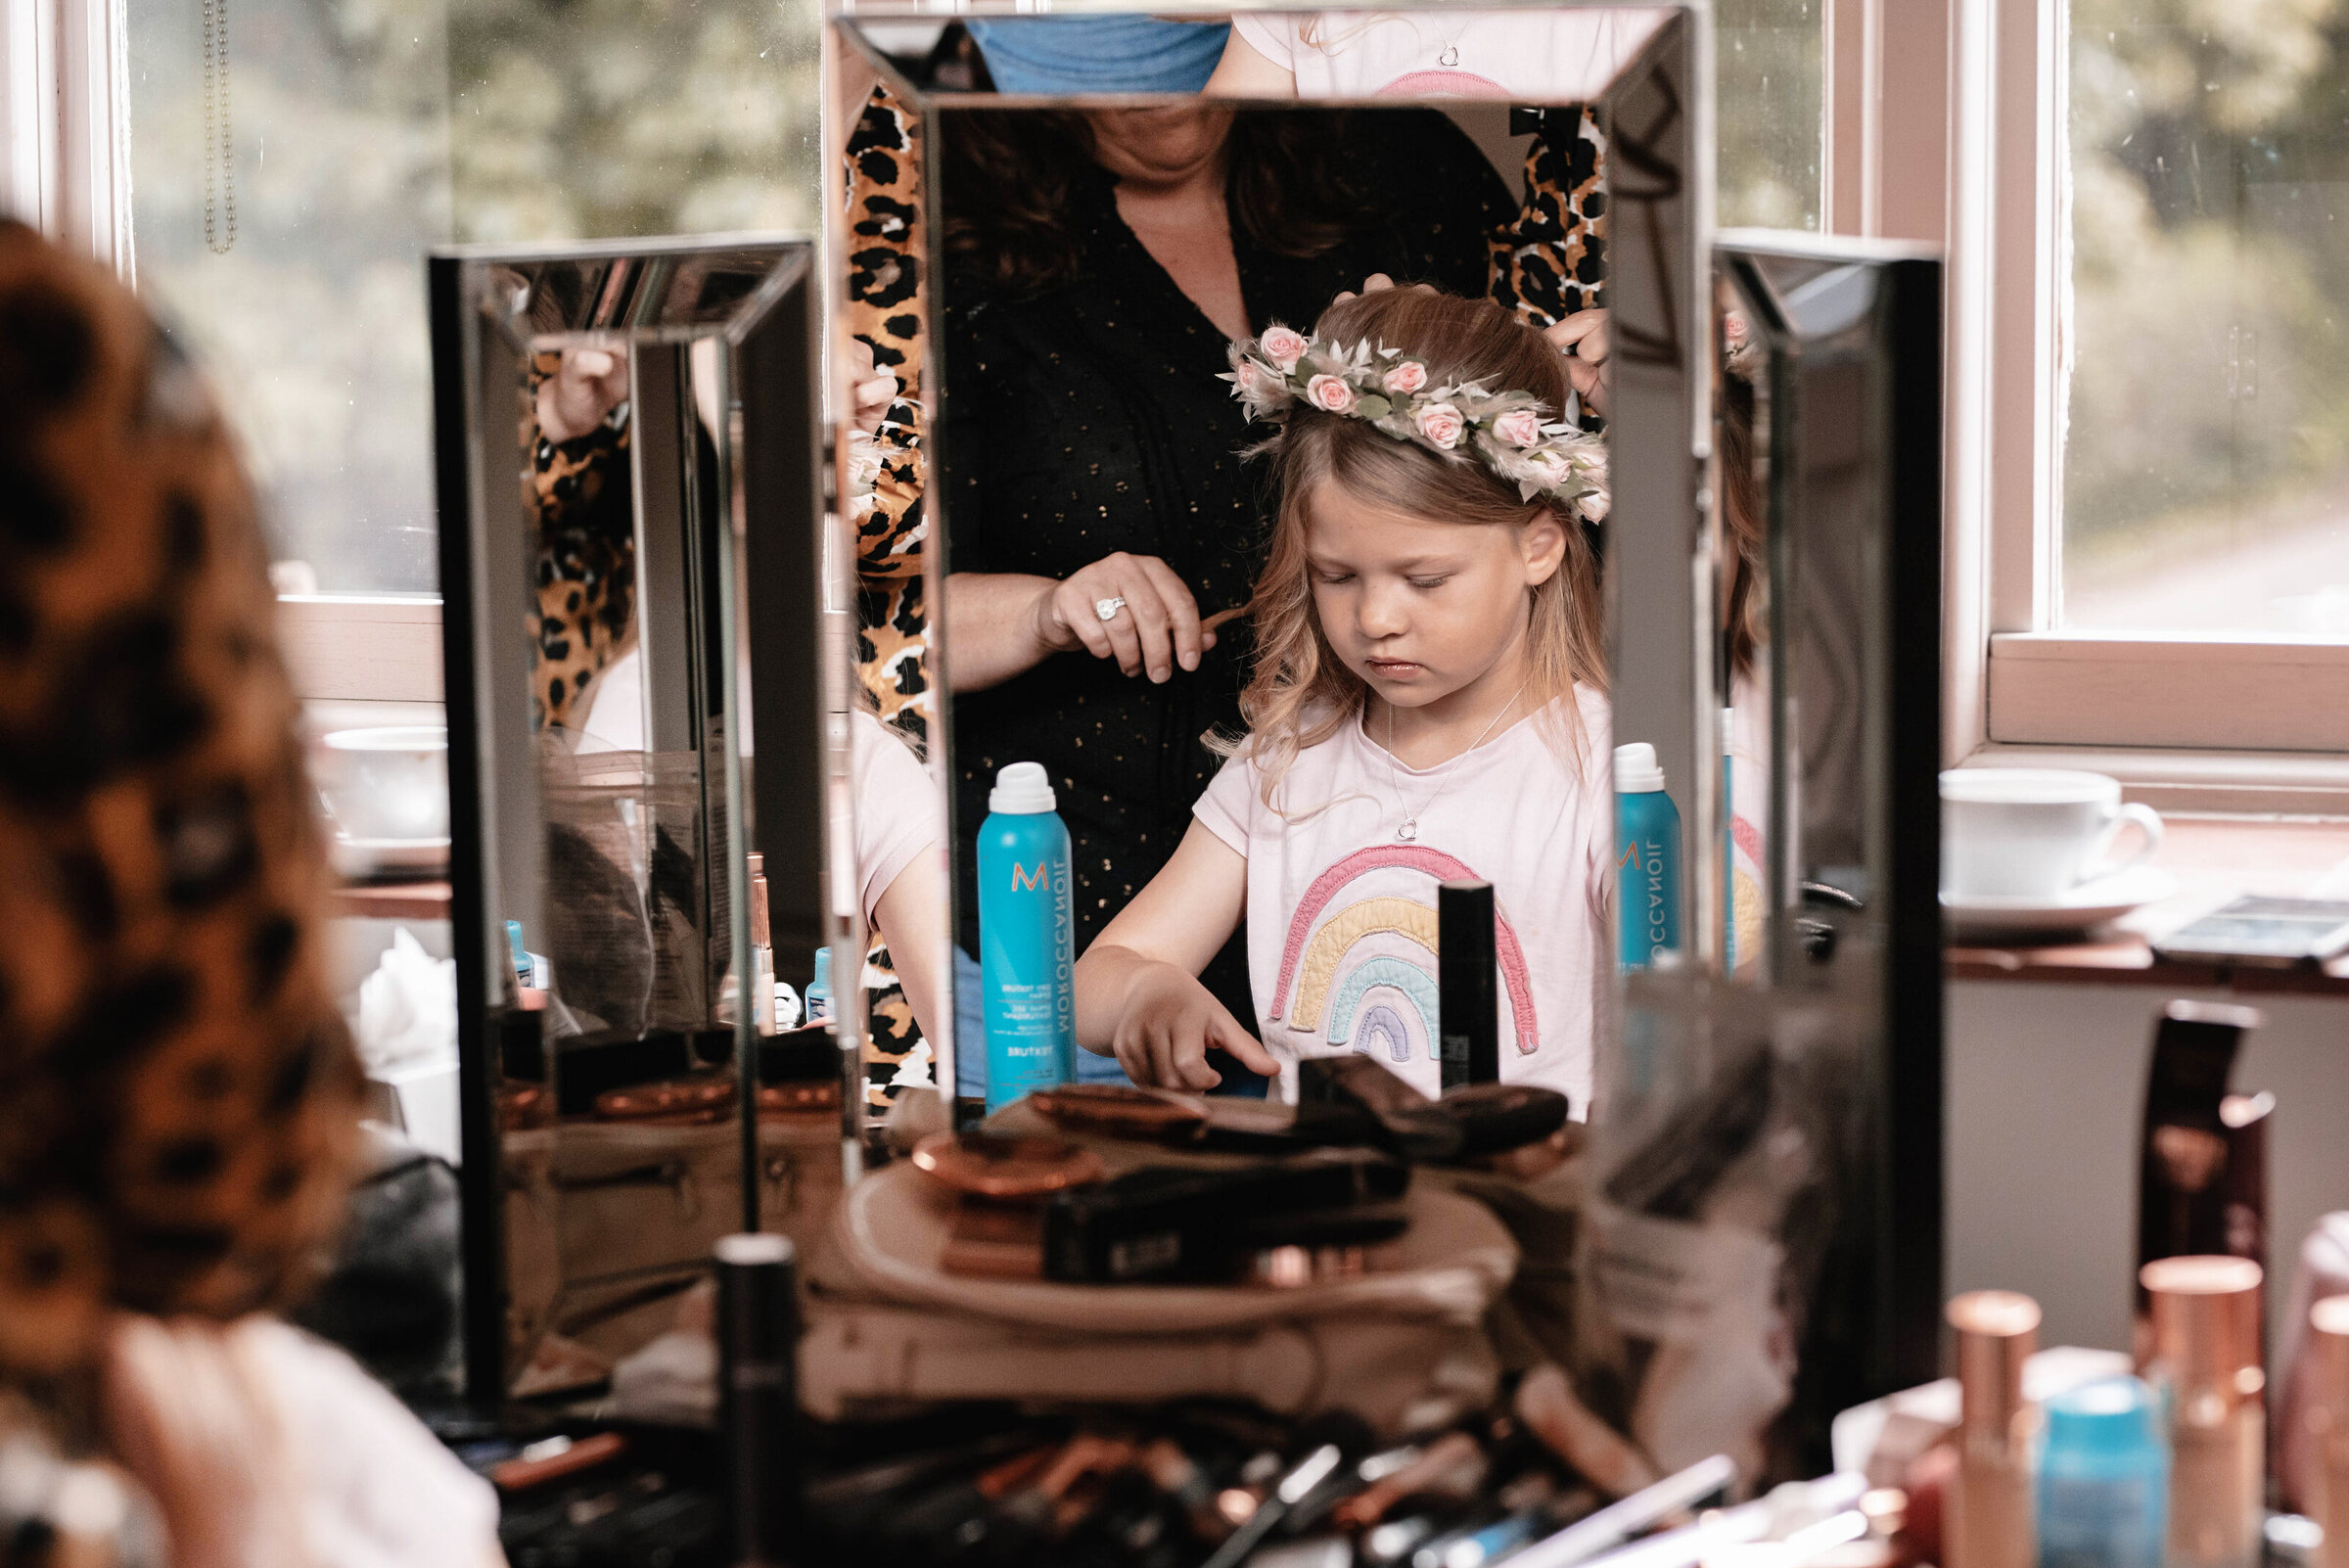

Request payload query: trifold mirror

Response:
[420,0,1949,1492]
[430,236,852,1403]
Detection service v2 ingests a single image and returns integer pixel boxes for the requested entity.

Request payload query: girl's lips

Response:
[1364,659,1424,678]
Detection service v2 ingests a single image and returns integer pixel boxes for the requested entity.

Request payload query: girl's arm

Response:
[1203,25,1298,97]
[1074,821,1279,1090]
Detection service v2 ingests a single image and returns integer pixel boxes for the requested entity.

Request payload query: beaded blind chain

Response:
[202,0,235,254]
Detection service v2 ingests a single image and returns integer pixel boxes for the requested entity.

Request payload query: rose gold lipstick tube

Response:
[2142,1256,2264,1568]
[2306,1295,2349,1568]
[1947,1290,2041,1568]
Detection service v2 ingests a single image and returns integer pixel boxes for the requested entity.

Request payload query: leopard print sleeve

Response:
[1490,105,1608,433]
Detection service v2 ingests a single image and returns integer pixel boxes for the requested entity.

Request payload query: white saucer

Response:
[1942,866,2179,938]
[331,835,451,879]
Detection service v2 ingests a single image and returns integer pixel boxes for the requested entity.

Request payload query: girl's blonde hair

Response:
[1223,288,1607,804]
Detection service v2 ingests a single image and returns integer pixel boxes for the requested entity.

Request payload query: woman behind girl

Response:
[1072,287,1613,1113]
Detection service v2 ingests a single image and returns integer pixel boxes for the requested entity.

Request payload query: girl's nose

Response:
[1359,583,1410,639]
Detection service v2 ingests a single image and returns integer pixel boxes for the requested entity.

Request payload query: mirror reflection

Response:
[829,8,1705,1128]
[433,239,841,1404]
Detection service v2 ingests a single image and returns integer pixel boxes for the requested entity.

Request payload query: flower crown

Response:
[1223,324,1610,525]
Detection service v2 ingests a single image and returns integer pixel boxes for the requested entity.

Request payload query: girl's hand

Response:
[1545,308,1610,417]
[1034,552,1217,683]
[844,334,899,437]
[1112,960,1278,1091]
[536,346,631,443]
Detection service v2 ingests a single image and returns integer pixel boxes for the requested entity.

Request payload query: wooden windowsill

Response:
[1945,814,2349,995]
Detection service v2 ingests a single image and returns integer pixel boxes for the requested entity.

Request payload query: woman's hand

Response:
[844,334,898,438]
[1106,958,1278,1091]
[1034,551,1216,684]
[1545,308,1609,417]
[535,346,631,443]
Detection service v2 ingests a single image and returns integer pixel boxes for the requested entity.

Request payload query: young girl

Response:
[1071,287,1613,1113]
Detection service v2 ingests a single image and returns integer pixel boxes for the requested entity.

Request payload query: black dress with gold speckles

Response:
[942,112,1512,1027]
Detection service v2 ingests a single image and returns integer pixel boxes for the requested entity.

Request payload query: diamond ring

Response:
[1094,596,1128,623]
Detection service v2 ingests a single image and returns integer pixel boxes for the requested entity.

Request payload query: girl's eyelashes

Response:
[1313,570,1356,586]
[1407,576,1451,590]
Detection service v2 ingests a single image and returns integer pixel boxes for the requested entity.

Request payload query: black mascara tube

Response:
[1440,880,1499,1088]
[716,1232,799,1567]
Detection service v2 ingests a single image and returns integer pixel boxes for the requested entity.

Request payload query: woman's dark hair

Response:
[943,108,1371,296]
[1720,370,1766,678]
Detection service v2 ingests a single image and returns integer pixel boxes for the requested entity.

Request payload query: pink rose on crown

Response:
[1259,327,1310,373]
[1414,401,1464,449]
[1493,408,1544,449]
[1306,373,1357,414]
[1724,311,1749,346]
[1383,360,1428,395]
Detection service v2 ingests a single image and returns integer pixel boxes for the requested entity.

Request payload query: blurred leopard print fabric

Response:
[0,221,359,1378]
[523,355,636,733]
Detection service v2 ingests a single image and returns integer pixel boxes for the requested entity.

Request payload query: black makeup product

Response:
[1041,1149,1409,1284]
[2136,1001,2264,1338]
[715,1233,798,1568]
[1440,880,1500,1088]
[1297,1056,1568,1164]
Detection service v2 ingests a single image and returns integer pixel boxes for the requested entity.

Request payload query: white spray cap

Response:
[1614,742,1667,793]
[990,761,1057,814]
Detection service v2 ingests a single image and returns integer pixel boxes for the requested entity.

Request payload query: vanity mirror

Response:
[828,0,1710,1128]
[429,236,849,1403]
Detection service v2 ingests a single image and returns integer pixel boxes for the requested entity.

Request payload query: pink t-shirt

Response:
[852,711,944,926]
[1192,688,1612,1113]
[1229,9,1664,101]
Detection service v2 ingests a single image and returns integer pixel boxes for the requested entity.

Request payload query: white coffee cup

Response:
[317,726,450,842]
[1939,768,2163,900]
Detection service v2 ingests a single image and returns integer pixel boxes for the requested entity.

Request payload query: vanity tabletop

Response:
[1944,813,2349,994]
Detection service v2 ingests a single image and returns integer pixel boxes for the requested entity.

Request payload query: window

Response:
[1965,0,2349,762]
[1718,0,1824,230]
[118,0,820,592]
[2061,0,2349,635]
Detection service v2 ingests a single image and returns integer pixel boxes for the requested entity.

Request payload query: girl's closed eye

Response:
[1407,575,1451,590]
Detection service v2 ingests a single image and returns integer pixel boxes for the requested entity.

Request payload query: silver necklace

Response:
[1420,12,1470,66]
[1382,682,1525,842]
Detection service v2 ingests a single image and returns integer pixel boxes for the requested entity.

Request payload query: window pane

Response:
[2064,0,2349,633]
[1718,0,1822,230]
[125,0,817,592]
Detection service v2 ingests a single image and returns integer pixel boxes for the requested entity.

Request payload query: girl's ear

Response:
[1520,509,1568,588]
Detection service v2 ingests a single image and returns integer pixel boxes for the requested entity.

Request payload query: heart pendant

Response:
[1397,819,1419,842]
[1439,43,1459,66]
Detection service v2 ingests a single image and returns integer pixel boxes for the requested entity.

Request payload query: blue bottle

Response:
[1615,743,1682,969]
[976,761,1077,1110]
[806,946,833,1023]
[2038,1376,2168,1568]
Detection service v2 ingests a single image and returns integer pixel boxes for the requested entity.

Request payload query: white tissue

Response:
[356,929,458,1076]
[355,929,461,1165]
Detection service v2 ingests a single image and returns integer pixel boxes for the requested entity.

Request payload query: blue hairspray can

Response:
[976,761,1077,1110]
[1615,743,1682,969]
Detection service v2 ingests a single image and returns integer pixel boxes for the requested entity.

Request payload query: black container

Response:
[716,1233,800,1567]
[1438,881,1499,1089]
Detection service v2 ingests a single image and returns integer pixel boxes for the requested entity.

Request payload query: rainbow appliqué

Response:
[1265,846,1540,1061]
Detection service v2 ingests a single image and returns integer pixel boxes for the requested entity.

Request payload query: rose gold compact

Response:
[1029,1084,1209,1141]
[910,1131,1107,1200]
